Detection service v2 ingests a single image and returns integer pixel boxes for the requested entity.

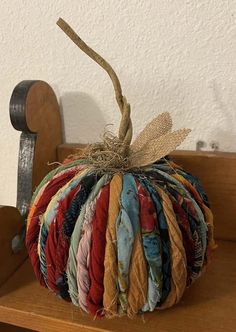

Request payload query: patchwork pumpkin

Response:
[25,18,216,318]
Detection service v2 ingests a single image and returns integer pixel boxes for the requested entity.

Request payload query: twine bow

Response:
[57,18,191,172]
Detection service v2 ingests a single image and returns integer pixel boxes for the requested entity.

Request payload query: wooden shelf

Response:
[0,240,235,332]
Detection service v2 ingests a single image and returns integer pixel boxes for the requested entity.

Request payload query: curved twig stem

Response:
[57,18,124,113]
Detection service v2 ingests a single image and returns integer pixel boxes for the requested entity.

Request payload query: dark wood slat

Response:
[0,322,35,331]
[0,206,27,286]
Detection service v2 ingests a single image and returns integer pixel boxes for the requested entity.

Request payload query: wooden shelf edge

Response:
[0,307,104,332]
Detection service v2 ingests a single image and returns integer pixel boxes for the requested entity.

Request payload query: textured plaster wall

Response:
[0,1,236,205]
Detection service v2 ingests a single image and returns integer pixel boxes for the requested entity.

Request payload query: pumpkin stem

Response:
[56,18,132,155]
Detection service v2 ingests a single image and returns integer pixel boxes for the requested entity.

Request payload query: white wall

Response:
[1,1,236,205]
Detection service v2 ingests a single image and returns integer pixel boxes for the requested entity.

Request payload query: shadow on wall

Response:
[59,92,106,144]
[210,81,236,152]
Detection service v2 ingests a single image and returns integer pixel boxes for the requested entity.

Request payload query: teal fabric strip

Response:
[116,173,139,312]
[142,232,162,312]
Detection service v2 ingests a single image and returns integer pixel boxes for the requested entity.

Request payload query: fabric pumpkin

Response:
[26,157,216,317]
[25,17,216,318]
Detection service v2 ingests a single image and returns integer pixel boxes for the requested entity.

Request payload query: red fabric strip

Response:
[46,184,81,294]
[86,184,110,316]
[26,168,78,286]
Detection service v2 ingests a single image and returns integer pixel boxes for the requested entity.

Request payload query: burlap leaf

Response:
[131,112,172,153]
[129,128,191,168]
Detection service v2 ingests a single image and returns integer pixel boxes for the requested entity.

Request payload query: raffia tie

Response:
[57,18,191,172]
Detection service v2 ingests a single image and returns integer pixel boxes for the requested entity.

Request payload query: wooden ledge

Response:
[0,240,235,332]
